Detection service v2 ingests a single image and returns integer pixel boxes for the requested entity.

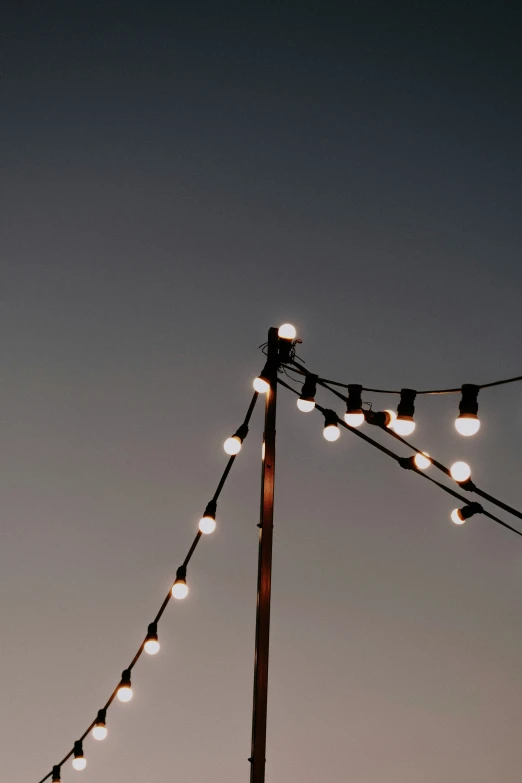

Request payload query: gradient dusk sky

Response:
[2,4,522,782]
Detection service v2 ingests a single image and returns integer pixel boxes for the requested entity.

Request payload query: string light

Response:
[253,362,271,394]
[344,384,364,427]
[198,499,217,534]
[323,409,340,441]
[451,503,483,525]
[172,565,189,599]
[277,323,297,340]
[297,373,318,412]
[413,452,431,470]
[144,622,160,655]
[52,767,61,783]
[72,741,86,771]
[92,709,107,740]
[450,461,472,483]
[117,669,133,702]
[394,389,416,436]
[455,384,480,436]
[224,422,249,455]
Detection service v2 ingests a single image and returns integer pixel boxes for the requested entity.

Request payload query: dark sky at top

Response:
[2,3,522,782]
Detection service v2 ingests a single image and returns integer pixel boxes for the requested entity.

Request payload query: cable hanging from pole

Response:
[36,390,261,783]
[277,377,522,539]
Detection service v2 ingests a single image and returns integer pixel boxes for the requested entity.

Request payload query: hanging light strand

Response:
[37,391,259,783]
[277,377,522,538]
[287,360,522,524]
[282,363,522,396]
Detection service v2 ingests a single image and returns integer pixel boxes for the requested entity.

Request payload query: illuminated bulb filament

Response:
[144,638,160,655]
[455,416,480,436]
[393,418,416,436]
[72,758,87,772]
[323,424,340,442]
[117,685,133,702]
[344,412,364,427]
[199,515,216,534]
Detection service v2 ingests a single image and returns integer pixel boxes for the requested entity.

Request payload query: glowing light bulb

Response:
[451,508,466,525]
[297,398,315,412]
[455,415,480,436]
[224,436,242,455]
[344,411,364,427]
[413,452,431,470]
[278,323,297,340]
[450,461,471,483]
[117,685,133,702]
[172,567,189,600]
[384,410,396,429]
[199,515,216,534]
[144,638,160,655]
[72,742,86,771]
[92,709,107,740]
[92,725,108,741]
[117,670,133,702]
[393,418,416,436]
[323,424,340,442]
[253,376,270,394]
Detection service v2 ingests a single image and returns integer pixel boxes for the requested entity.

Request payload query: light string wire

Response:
[283,363,522,396]
[287,360,522,524]
[277,377,522,539]
[37,390,260,783]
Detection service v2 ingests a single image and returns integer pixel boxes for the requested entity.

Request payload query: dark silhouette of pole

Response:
[250,326,278,783]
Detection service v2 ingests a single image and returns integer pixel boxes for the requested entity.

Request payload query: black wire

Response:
[277,378,522,539]
[37,391,260,783]
[288,360,522,524]
[282,363,522,396]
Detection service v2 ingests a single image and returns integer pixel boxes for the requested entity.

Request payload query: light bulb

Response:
[253,376,270,394]
[199,515,216,534]
[297,398,315,412]
[344,411,364,427]
[413,452,431,470]
[92,725,108,741]
[455,415,480,436]
[451,508,466,525]
[224,436,242,455]
[72,758,87,771]
[323,424,340,442]
[144,639,160,655]
[384,410,396,429]
[450,461,471,483]
[117,685,133,702]
[172,581,189,600]
[393,417,416,436]
[92,709,107,740]
[278,323,297,340]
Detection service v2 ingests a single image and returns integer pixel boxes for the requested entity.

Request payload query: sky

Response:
[2,3,522,782]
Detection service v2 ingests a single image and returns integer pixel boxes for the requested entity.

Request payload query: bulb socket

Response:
[299,374,318,403]
[95,708,107,726]
[346,384,363,414]
[459,502,483,520]
[175,565,187,583]
[73,740,84,759]
[233,422,249,443]
[203,499,217,520]
[458,384,479,416]
[323,409,338,429]
[397,388,417,419]
[121,669,132,688]
[146,622,158,643]
[52,766,61,782]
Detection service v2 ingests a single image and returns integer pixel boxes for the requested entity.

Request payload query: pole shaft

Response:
[250,327,278,783]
